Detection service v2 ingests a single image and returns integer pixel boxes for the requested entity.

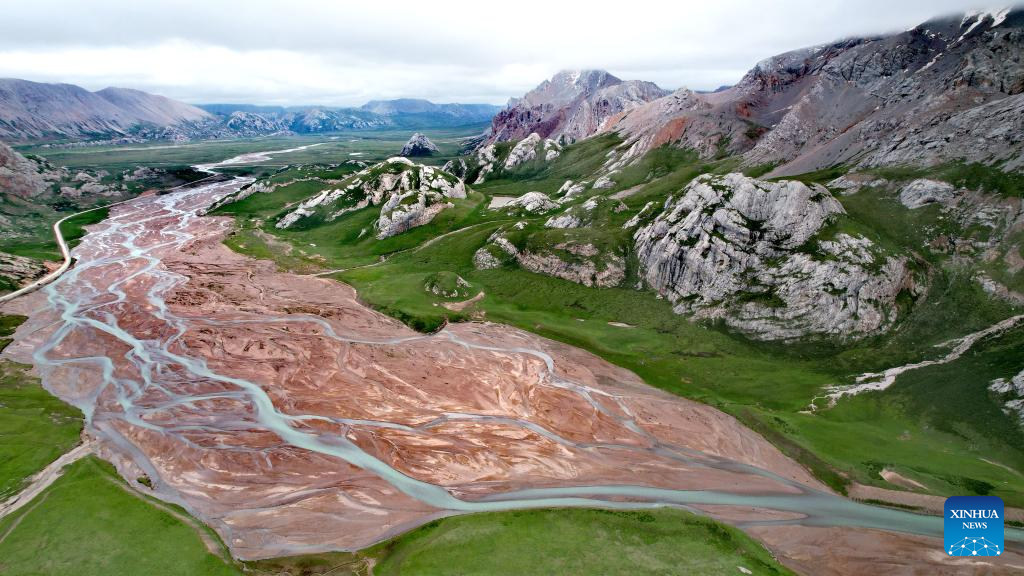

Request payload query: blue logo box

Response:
[945,496,1004,557]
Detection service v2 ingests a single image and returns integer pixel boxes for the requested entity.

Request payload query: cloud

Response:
[0,0,1000,105]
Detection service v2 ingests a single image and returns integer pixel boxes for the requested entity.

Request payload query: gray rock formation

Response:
[400,133,439,157]
[634,173,916,340]
[224,111,288,137]
[899,179,958,208]
[545,196,623,229]
[442,158,469,178]
[471,133,562,183]
[272,157,465,239]
[473,228,624,288]
[990,369,1024,425]
[497,192,559,214]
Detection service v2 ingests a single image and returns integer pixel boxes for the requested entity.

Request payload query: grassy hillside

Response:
[0,457,239,576]
[0,315,84,501]
[1,456,792,575]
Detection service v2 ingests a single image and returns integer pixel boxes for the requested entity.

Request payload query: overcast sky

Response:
[0,0,1009,106]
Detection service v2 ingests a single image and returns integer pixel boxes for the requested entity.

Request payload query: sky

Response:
[0,0,1010,106]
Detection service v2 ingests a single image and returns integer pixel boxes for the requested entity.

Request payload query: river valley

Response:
[3,148,1023,574]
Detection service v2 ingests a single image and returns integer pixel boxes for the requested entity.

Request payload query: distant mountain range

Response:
[200,99,501,137]
[489,8,1024,175]
[0,79,500,143]
[0,79,212,141]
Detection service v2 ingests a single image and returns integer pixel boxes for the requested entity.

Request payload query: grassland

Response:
[0,456,239,576]
[244,509,793,576]
[1,456,792,575]
[367,509,792,576]
[59,207,110,250]
[0,314,84,502]
[18,128,483,173]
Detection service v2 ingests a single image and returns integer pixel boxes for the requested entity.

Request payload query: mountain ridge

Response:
[0,78,212,141]
[487,8,1024,176]
[0,81,501,143]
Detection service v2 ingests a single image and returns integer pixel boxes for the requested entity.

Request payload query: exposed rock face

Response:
[990,369,1024,425]
[503,133,543,169]
[545,196,623,229]
[826,174,890,195]
[634,174,915,340]
[400,132,439,157]
[473,228,624,288]
[556,179,588,202]
[898,179,957,208]
[442,158,469,178]
[599,9,1024,176]
[0,251,49,290]
[472,133,562,183]
[496,192,559,214]
[272,157,465,239]
[0,141,63,197]
[593,171,618,189]
[517,243,625,288]
[488,70,669,145]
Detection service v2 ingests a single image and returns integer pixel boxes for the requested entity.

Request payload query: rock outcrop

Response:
[898,179,958,209]
[470,133,562,184]
[0,141,63,197]
[0,251,49,291]
[634,173,916,340]
[473,227,625,288]
[273,157,465,239]
[494,192,559,214]
[990,369,1024,425]
[400,132,439,157]
[545,196,624,229]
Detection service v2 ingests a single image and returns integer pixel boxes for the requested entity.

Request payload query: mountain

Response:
[0,79,212,141]
[486,10,1024,177]
[599,8,1024,175]
[487,70,669,144]
[0,82,499,144]
[361,98,500,125]
[197,99,500,136]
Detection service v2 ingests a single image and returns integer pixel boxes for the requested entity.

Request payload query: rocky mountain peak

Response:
[489,69,667,144]
[400,132,439,157]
